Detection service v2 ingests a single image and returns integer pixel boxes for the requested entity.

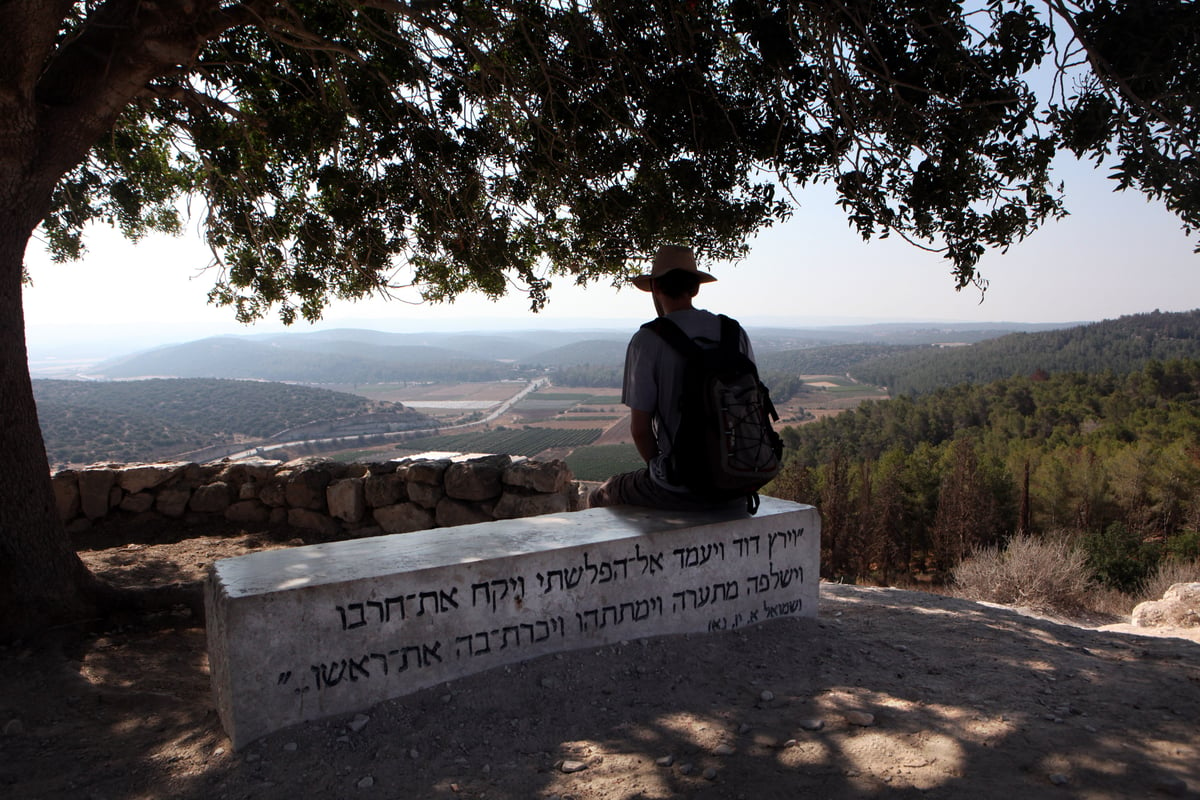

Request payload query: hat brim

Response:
[631,270,717,292]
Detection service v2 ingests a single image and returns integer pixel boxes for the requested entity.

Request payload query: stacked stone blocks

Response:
[51,455,582,536]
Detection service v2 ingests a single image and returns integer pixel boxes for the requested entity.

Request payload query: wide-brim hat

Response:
[631,245,717,292]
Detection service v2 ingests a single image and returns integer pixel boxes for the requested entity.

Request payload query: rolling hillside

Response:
[848,310,1200,395]
[35,378,430,467]
[94,337,521,383]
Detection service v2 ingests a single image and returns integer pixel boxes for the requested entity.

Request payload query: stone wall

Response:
[51,455,584,537]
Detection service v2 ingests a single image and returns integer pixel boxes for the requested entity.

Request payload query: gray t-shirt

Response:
[622,308,754,490]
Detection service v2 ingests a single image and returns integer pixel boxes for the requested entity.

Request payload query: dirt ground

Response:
[4,520,1199,800]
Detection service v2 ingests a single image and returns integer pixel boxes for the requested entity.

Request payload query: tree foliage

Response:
[850,310,1200,395]
[4,0,1200,636]
[25,1,1200,324]
[773,359,1200,584]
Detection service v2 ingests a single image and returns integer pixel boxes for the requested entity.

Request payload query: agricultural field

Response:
[775,375,887,424]
[323,376,880,468]
[366,427,604,461]
[565,443,643,482]
[322,381,526,422]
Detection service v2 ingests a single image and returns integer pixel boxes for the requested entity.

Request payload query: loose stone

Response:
[560,760,587,774]
[713,744,736,756]
[760,690,775,702]
[844,710,875,727]
[1049,773,1070,786]
[703,767,719,781]
[348,714,371,733]
[798,719,825,731]
[357,775,375,789]
[282,742,298,752]
[656,755,676,767]
[679,763,697,776]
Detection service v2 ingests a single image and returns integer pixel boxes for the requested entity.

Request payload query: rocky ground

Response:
[3,523,1199,800]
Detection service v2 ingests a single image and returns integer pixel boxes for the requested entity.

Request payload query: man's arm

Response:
[630,408,657,464]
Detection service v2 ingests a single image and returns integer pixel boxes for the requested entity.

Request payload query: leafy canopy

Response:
[38,1,1200,323]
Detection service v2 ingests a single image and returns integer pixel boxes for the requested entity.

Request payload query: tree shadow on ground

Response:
[4,584,1198,799]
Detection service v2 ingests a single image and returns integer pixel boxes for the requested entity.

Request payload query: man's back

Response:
[623,308,753,491]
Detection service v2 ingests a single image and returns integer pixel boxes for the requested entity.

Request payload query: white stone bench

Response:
[205,497,820,749]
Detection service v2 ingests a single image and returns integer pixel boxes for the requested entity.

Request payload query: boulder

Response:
[258,478,288,508]
[435,497,494,528]
[503,459,572,494]
[327,478,366,523]
[373,502,435,534]
[226,500,272,525]
[119,492,155,514]
[364,472,406,508]
[216,458,283,485]
[51,471,80,522]
[444,455,510,501]
[405,459,451,485]
[78,468,118,519]
[492,490,570,519]
[407,481,444,509]
[191,482,234,513]
[118,462,189,494]
[286,467,331,510]
[1133,582,1200,628]
[287,508,341,536]
[156,487,193,518]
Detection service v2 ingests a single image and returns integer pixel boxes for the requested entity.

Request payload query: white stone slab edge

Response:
[206,497,819,748]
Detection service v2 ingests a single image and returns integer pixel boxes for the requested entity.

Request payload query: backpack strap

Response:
[717,314,742,355]
[641,316,703,359]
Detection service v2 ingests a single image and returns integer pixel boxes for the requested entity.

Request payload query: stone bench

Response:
[205,496,820,749]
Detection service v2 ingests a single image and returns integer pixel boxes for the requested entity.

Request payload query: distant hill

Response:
[757,344,923,376]
[745,321,1073,352]
[34,378,431,467]
[93,336,522,383]
[848,309,1200,395]
[246,328,550,362]
[522,339,629,367]
[75,321,1083,383]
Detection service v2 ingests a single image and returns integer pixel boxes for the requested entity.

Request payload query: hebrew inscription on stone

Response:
[207,498,819,749]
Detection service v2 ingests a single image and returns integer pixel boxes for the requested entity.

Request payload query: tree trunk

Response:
[0,214,99,640]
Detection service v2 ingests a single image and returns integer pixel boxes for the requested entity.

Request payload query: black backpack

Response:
[642,314,783,513]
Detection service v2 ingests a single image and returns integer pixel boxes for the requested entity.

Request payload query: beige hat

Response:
[631,245,717,292]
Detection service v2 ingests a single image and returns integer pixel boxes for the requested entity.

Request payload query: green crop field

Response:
[565,443,643,481]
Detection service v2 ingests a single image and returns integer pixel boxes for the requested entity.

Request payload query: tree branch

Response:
[32,1,258,182]
[0,0,75,105]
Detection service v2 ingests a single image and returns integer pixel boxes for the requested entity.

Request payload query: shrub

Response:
[1166,530,1200,562]
[1139,557,1200,604]
[951,533,1093,616]
[1082,522,1163,594]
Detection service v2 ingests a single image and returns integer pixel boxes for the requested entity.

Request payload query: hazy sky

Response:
[22,155,1200,355]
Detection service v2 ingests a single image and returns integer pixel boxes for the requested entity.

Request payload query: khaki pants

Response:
[588,468,744,512]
